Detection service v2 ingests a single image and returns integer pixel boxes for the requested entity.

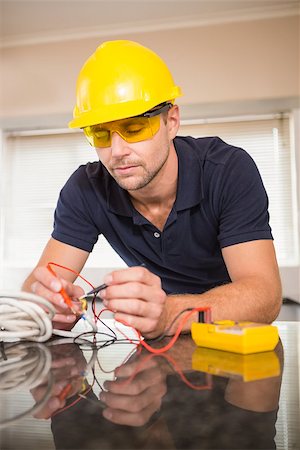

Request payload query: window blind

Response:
[1,113,297,276]
[179,114,298,266]
[1,131,125,269]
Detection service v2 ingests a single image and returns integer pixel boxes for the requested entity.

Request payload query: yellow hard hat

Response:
[69,40,182,128]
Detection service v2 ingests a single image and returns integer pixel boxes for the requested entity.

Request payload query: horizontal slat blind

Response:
[4,132,94,207]
[179,115,298,266]
[1,131,125,269]
[1,114,297,274]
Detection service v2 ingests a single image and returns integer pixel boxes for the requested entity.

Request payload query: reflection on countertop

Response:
[0,322,299,450]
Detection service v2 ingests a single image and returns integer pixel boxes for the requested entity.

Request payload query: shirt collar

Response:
[173,136,204,211]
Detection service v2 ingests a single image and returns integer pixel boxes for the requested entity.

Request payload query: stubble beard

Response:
[110,143,170,191]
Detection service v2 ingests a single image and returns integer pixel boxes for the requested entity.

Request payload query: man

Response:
[22,40,282,338]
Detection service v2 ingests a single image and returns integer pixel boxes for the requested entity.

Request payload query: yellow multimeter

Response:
[191,320,279,354]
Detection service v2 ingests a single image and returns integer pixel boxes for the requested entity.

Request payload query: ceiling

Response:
[1,0,299,47]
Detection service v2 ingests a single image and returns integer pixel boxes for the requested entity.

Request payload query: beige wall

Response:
[1,15,299,121]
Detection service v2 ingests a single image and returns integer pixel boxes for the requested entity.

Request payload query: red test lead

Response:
[47,263,77,315]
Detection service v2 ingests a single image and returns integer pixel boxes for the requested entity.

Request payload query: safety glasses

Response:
[83,103,172,148]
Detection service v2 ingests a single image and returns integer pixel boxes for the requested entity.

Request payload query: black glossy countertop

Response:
[0,321,299,450]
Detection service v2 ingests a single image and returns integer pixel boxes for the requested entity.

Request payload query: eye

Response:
[125,121,146,134]
[94,129,110,139]
[126,126,144,135]
[122,118,147,135]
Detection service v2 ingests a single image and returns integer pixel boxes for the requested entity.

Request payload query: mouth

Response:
[113,165,139,175]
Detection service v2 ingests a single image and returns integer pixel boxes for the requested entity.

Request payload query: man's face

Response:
[95,115,172,191]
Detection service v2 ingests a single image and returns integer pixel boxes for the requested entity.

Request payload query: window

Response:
[179,113,298,266]
[0,130,126,288]
[0,113,297,288]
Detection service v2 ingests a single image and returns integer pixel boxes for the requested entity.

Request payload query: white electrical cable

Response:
[0,291,97,342]
[0,292,55,342]
[53,313,97,338]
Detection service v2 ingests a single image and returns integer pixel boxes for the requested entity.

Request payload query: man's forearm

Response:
[164,276,282,335]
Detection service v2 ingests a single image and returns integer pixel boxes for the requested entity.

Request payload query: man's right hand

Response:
[21,238,90,329]
[30,266,85,330]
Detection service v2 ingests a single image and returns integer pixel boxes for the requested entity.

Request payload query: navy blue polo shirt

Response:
[52,136,272,294]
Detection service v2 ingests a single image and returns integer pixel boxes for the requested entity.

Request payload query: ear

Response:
[167,104,180,140]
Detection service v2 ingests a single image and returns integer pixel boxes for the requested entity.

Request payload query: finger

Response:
[32,282,82,317]
[31,284,78,323]
[114,312,160,337]
[102,283,165,304]
[52,313,77,324]
[104,298,162,320]
[31,281,67,308]
[34,266,63,292]
[104,267,161,287]
[61,279,84,299]
[32,268,84,307]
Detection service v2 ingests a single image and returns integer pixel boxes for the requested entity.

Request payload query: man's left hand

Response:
[100,266,167,338]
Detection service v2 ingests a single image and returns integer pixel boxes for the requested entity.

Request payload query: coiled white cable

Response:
[0,292,55,342]
[0,291,97,342]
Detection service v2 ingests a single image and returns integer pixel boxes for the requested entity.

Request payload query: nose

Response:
[110,131,130,158]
